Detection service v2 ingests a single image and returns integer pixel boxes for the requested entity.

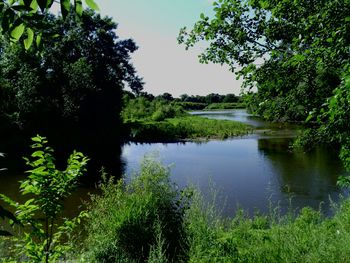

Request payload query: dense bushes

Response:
[122,96,185,122]
[83,157,189,262]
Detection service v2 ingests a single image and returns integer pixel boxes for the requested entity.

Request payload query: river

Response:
[122,110,346,216]
[0,109,347,217]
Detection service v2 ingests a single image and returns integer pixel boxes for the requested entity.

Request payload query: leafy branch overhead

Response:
[0,0,99,49]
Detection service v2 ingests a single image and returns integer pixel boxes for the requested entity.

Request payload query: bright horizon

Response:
[95,0,243,97]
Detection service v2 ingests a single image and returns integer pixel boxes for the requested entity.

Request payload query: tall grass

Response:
[185,192,350,262]
[77,159,350,262]
[82,157,189,262]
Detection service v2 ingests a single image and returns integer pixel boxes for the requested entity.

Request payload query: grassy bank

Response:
[79,159,350,262]
[122,97,251,142]
[2,158,350,262]
[125,116,251,142]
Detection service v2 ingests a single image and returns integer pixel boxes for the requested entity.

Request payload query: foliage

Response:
[179,0,349,122]
[0,135,88,262]
[320,69,350,186]
[83,157,190,262]
[0,10,143,135]
[122,95,250,142]
[122,96,184,122]
[0,0,99,49]
[178,93,240,104]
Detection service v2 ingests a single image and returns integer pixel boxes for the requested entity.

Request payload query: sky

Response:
[95,0,243,97]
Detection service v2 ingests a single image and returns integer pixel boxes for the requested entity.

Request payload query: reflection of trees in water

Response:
[0,126,124,187]
[257,138,342,199]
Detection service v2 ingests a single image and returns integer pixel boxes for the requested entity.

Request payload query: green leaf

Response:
[60,0,70,19]
[10,23,25,41]
[31,135,43,142]
[24,27,34,50]
[85,0,99,11]
[36,32,42,48]
[31,150,44,158]
[75,0,83,16]
[30,0,39,12]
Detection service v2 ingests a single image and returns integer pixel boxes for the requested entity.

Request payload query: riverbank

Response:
[124,115,252,142]
[2,158,347,262]
[76,160,350,262]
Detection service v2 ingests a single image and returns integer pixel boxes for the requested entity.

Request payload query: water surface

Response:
[122,110,345,216]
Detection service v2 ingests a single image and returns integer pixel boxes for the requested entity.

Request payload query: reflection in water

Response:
[122,136,345,217]
[257,138,343,214]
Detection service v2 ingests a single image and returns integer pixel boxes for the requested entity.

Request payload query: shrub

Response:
[0,135,88,262]
[84,157,190,262]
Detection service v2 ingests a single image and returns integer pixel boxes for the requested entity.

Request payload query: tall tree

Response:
[179,0,350,121]
[0,10,143,175]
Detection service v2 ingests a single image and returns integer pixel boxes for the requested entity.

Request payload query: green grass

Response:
[74,159,350,262]
[185,193,350,263]
[167,116,251,139]
[125,115,252,142]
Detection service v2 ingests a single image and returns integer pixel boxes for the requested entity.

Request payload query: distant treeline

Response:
[124,91,245,110]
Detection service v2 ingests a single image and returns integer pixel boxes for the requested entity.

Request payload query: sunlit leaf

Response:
[30,0,39,12]
[75,0,83,16]
[10,23,25,41]
[24,27,34,50]
[85,0,99,11]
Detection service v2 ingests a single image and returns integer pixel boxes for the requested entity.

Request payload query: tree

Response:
[0,10,143,175]
[157,92,174,102]
[0,10,143,131]
[223,93,238,103]
[205,93,221,104]
[179,93,189,102]
[179,0,350,121]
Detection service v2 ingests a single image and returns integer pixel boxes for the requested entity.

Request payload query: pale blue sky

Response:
[98,1,243,96]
